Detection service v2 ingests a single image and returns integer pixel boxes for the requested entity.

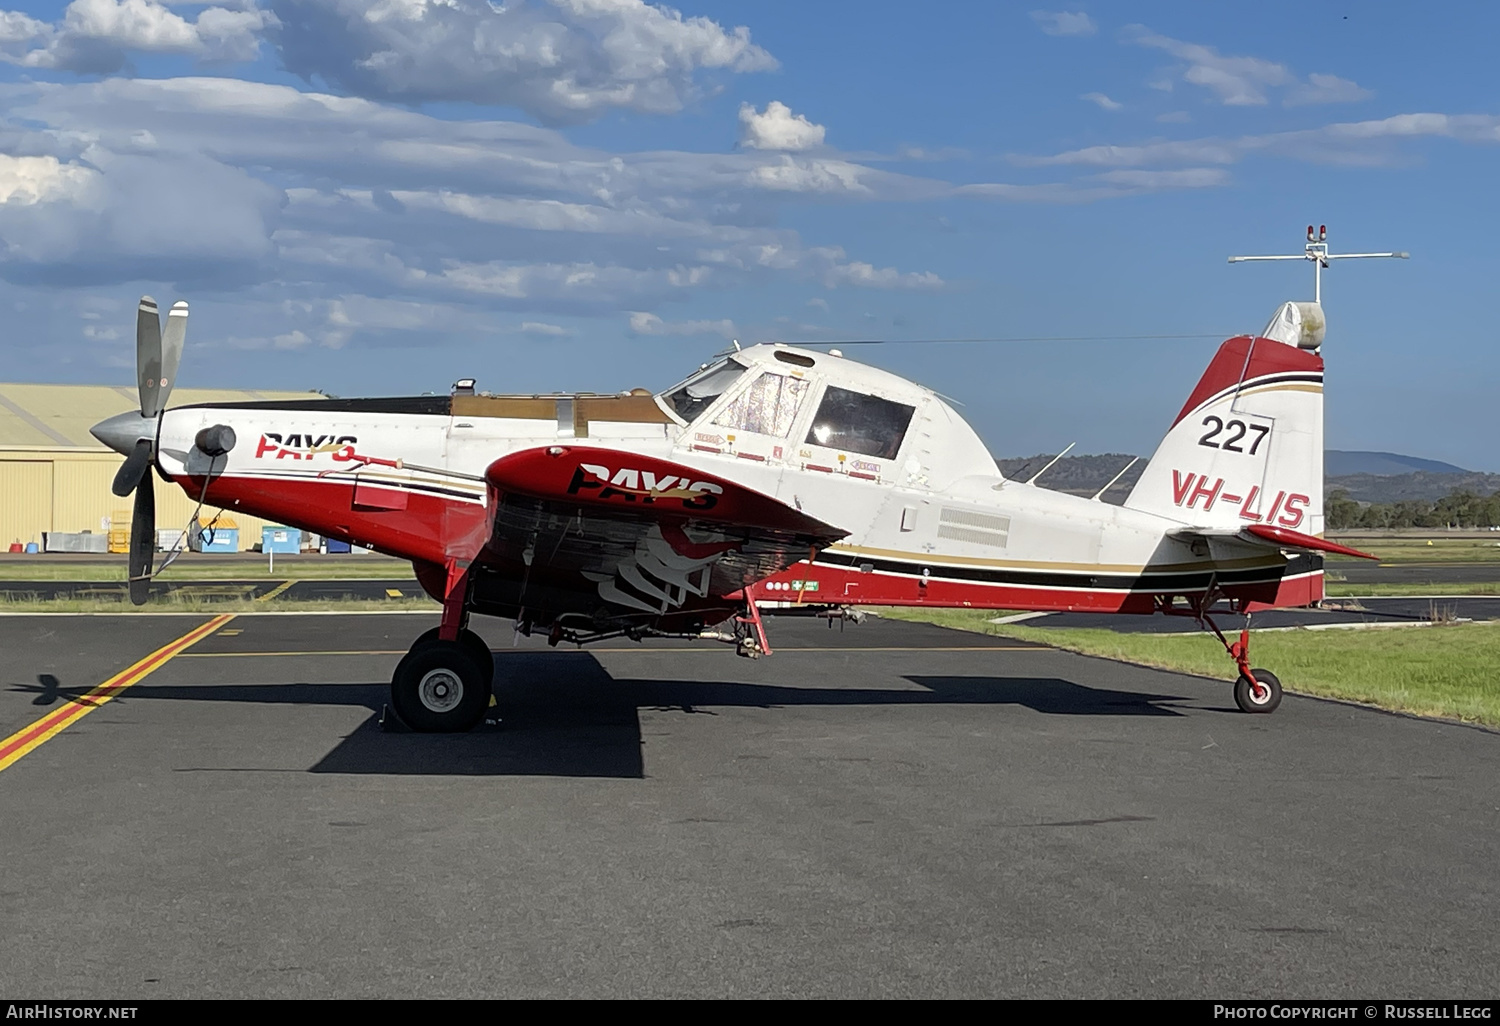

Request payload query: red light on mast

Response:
[1306,225,1315,241]
[1318,225,1327,240]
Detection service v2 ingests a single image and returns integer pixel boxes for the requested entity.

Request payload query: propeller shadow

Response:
[6,652,1192,779]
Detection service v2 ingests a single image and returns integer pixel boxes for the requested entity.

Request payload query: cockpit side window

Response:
[712,372,810,437]
[805,386,916,460]
[660,360,746,423]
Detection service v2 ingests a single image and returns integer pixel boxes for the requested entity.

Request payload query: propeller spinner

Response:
[89,296,189,605]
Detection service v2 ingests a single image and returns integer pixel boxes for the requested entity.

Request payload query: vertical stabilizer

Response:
[1125,304,1325,535]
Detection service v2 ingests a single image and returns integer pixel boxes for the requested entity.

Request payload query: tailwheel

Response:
[390,640,489,733]
[1234,668,1282,714]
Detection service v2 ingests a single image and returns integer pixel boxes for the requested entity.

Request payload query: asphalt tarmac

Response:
[1332,561,1500,586]
[1,612,1496,998]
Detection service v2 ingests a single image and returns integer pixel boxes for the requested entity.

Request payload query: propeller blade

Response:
[128,475,155,606]
[136,296,164,418]
[111,438,153,497]
[158,301,188,412]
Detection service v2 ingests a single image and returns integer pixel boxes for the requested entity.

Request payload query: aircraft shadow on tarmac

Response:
[9,653,1190,779]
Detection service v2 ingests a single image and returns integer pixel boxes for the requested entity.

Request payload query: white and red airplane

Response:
[90,290,1373,731]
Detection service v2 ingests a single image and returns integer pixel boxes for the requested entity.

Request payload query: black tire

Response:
[1234,668,1282,714]
[390,641,489,732]
[412,627,493,685]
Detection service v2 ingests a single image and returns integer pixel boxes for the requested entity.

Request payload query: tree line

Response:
[1326,489,1500,530]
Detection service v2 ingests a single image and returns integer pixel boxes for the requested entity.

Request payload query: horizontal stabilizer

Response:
[1172,524,1376,560]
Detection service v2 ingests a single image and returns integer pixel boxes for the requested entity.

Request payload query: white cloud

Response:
[811,248,944,291]
[1013,112,1500,171]
[0,77,957,310]
[1125,28,1288,106]
[0,154,101,206]
[1031,10,1096,36]
[1,0,274,72]
[1080,91,1121,111]
[628,311,736,338]
[738,100,825,151]
[1286,73,1373,107]
[520,321,570,337]
[1124,27,1371,108]
[748,155,872,194]
[957,167,1231,203]
[267,0,776,124]
[0,10,47,43]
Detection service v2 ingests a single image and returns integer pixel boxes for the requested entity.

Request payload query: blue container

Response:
[262,527,302,554]
[190,520,240,552]
[199,528,239,553]
[325,538,352,554]
[24,541,38,554]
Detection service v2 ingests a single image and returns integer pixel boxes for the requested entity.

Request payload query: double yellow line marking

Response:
[0,613,235,774]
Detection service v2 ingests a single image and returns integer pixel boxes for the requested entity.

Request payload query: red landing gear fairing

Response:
[91,287,1374,730]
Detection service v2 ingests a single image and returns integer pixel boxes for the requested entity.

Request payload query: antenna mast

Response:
[1228,225,1408,304]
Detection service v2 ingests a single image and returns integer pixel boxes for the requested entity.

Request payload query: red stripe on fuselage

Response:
[174,472,489,566]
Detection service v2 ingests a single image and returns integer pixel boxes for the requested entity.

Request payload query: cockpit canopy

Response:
[659,353,917,462]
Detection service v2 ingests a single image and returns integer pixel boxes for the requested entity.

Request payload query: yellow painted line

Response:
[385,588,404,598]
[178,644,1042,658]
[0,614,236,774]
[180,649,409,658]
[257,581,295,603]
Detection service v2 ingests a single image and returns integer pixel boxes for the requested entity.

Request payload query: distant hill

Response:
[1325,472,1500,504]
[995,451,1495,506]
[1325,450,1469,476]
[996,453,1144,504]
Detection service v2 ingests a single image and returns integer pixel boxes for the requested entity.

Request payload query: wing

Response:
[480,446,847,617]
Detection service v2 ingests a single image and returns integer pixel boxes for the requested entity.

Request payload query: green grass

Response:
[1326,582,1500,597]
[876,607,1500,727]
[0,558,414,581]
[1327,536,1500,564]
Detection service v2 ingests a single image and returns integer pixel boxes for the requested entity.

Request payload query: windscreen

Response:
[805,386,916,460]
[660,360,746,422]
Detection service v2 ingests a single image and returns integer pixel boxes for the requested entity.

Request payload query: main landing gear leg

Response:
[388,559,493,732]
[734,587,773,659]
[1195,604,1282,715]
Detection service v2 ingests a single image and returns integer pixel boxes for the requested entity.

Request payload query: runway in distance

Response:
[90,231,1384,730]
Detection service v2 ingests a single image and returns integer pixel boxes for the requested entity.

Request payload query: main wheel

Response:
[390,641,489,732]
[1234,668,1282,714]
[411,627,493,685]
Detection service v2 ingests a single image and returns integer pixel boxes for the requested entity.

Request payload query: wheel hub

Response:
[418,667,464,713]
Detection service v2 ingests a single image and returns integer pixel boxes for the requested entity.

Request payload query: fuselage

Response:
[152,344,1316,626]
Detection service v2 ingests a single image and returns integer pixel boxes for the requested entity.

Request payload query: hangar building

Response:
[0,383,317,552]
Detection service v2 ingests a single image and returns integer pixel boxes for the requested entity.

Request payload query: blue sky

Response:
[0,1,1496,467]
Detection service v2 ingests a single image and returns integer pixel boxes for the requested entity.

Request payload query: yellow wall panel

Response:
[0,461,53,546]
[51,458,120,534]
